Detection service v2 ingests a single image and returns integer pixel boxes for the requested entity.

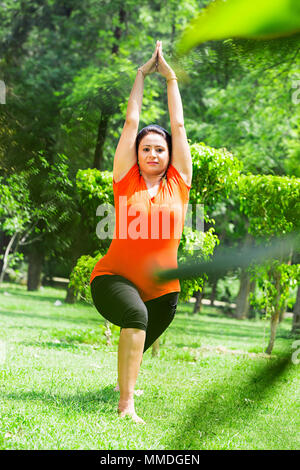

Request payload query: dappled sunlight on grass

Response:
[0,281,298,449]
[162,353,295,450]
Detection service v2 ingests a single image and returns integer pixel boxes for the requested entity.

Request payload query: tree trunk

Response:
[265,271,281,355]
[292,285,300,333]
[91,5,125,170]
[265,309,280,355]
[193,284,205,313]
[210,277,218,306]
[278,300,287,323]
[152,338,159,357]
[247,279,256,318]
[0,230,10,275]
[27,244,44,291]
[112,7,126,54]
[65,284,78,304]
[234,268,251,319]
[92,112,110,170]
[0,232,17,283]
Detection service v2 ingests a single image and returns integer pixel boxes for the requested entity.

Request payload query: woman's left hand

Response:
[140,40,160,76]
[156,41,176,79]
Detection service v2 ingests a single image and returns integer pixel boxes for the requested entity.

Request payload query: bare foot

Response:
[118,399,145,424]
[118,408,146,424]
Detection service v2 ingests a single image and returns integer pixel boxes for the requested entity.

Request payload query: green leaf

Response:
[177,0,300,55]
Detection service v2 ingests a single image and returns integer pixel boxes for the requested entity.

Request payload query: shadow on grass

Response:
[0,286,93,309]
[20,339,85,351]
[171,318,266,343]
[2,386,119,415]
[0,289,63,305]
[163,353,293,449]
[0,309,101,326]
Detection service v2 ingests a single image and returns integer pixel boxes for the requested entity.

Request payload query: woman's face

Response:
[138,132,170,177]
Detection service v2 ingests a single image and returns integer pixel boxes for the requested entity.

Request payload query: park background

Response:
[0,0,299,450]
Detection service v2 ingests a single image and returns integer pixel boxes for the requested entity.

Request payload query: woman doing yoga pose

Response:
[90,40,192,424]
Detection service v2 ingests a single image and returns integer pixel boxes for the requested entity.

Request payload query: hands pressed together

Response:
[139,40,176,81]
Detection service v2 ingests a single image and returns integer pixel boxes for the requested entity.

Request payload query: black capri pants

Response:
[90,274,179,353]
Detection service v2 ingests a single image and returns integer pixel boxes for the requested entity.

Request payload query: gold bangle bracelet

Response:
[166,76,178,83]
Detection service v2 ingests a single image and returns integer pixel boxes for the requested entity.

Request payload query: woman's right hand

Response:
[156,41,176,79]
[139,40,160,76]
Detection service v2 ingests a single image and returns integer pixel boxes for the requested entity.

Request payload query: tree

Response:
[181,141,242,311]
[0,173,30,283]
[238,174,300,354]
[0,154,74,288]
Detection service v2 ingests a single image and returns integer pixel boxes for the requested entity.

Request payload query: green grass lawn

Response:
[0,281,299,450]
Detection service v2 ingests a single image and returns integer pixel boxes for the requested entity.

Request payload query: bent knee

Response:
[122,305,148,331]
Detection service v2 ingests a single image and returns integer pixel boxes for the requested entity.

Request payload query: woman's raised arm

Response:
[113,42,159,183]
[157,41,192,188]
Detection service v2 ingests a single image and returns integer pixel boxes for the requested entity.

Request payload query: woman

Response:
[90,40,192,424]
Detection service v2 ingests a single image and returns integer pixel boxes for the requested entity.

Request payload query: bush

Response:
[68,252,102,304]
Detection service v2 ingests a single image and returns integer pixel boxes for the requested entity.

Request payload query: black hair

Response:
[135,124,172,159]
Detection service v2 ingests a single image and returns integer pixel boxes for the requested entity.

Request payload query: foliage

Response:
[180,32,300,176]
[249,261,300,319]
[238,174,300,236]
[187,48,300,175]
[0,150,76,283]
[76,168,114,208]
[189,142,242,219]
[1,0,299,356]
[237,172,300,352]
[0,152,74,243]
[0,173,31,235]
[68,252,102,304]
[179,227,219,301]
[75,168,115,254]
[0,172,31,281]
[185,141,243,298]
[177,0,300,55]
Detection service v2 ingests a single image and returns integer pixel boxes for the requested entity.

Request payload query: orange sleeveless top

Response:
[90,162,191,302]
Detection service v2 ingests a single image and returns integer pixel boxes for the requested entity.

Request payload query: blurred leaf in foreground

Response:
[177,0,300,55]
